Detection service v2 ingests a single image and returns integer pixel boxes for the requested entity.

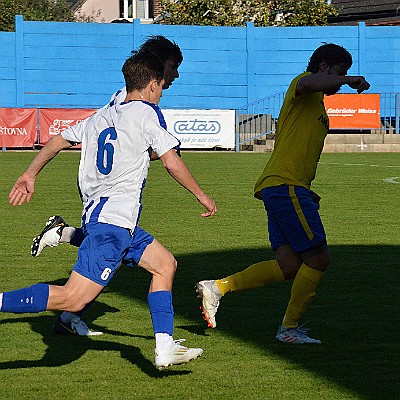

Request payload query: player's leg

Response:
[56,222,130,335]
[29,215,100,335]
[47,271,104,311]
[1,222,128,318]
[31,215,83,257]
[53,291,104,336]
[134,234,202,368]
[195,190,294,329]
[273,186,329,344]
[276,244,329,344]
[54,224,151,337]
[137,238,176,292]
[0,271,103,315]
[196,259,289,328]
[30,215,102,336]
[55,222,130,335]
[0,273,105,337]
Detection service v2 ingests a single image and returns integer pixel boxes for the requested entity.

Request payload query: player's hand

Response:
[347,76,370,93]
[9,173,35,206]
[197,194,217,217]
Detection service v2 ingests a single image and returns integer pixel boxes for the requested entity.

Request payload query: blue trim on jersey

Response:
[119,100,182,151]
[142,100,182,149]
[139,178,146,204]
[109,89,122,107]
[141,100,167,129]
[89,197,109,224]
[81,200,94,227]
[135,178,146,227]
[119,100,167,128]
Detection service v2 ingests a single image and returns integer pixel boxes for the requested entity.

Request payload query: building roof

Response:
[329,0,400,25]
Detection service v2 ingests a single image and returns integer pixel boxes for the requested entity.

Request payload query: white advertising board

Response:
[163,109,235,149]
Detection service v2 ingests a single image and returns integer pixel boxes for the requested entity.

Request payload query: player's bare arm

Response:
[160,149,217,217]
[296,74,370,96]
[9,134,72,206]
[345,76,370,93]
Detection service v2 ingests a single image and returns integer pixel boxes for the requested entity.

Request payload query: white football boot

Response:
[155,339,203,369]
[276,325,321,344]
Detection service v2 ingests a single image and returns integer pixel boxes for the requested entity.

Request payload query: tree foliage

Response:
[157,0,338,27]
[0,0,97,32]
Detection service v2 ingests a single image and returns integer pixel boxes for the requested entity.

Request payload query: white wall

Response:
[76,0,119,23]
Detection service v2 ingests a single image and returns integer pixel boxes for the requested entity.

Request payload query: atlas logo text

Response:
[174,119,221,134]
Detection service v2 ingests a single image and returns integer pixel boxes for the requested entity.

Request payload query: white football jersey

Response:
[61,100,179,230]
[108,87,127,107]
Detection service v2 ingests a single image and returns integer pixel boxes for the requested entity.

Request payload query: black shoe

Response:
[31,216,69,257]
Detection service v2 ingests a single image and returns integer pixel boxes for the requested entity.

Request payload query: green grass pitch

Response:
[0,151,399,400]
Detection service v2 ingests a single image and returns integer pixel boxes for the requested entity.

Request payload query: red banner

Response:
[0,108,38,147]
[39,108,97,146]
[324,94,380,129]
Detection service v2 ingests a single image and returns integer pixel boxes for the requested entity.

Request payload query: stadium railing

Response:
[235,92,400,153]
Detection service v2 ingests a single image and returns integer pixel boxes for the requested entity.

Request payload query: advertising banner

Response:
[39,108,97,146]
[324,94,380,129]
[0,108,38,147]
[163,109,235,149]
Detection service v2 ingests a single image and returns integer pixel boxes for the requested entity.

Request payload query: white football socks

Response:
[60,227,77,243]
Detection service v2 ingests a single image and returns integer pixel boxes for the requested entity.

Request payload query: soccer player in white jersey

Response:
[30,35,184,337]
[7,51,217,368]
[107,35,182,107]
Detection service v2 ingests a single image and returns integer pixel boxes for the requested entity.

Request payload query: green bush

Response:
[157,0,338,27]
[0,0,97,32]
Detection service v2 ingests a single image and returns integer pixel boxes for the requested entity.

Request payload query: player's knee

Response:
[69,300,90,313]
[280,262,302,280]
[315,246,331,270]
[172,256,178,273]
[277,255,302,280]
[162,254,177,278]
[64,299,87,313]
[59,290,91,312]
[302,245,331,272]
[319,252,331,270]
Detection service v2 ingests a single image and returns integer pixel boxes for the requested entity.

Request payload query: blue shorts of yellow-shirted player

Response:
[261,186,326,253]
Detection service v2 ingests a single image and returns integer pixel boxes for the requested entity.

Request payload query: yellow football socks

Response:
[216,260,285,296]
[282,263,324,328]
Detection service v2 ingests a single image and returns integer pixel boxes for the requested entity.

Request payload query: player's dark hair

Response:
[136,35,183,66]
[122,51,164,92]
[306,43,352,73]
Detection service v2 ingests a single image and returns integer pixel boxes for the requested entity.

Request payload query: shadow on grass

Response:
[140,244,397,400]
[0,245,398,394]
[0,278,191,378]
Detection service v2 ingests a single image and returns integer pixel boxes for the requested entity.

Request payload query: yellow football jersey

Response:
[254,72,329,199]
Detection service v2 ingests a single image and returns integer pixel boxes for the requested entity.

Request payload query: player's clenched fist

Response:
[347,76,370,93]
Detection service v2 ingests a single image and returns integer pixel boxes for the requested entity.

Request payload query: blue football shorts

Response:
[73,222,132,286]
[121,226,155,268]
[261,185,326,254]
